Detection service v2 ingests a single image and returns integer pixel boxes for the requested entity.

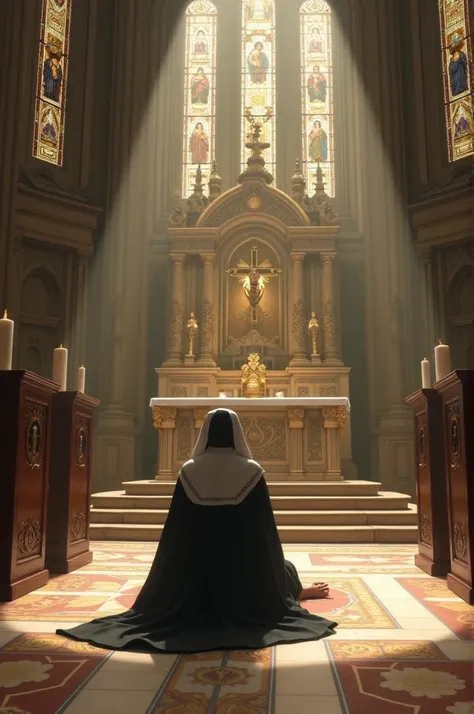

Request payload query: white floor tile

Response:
[276,660,338,696]
[63,688,156,714]
[275,694,343,714]
[84,669,167,691]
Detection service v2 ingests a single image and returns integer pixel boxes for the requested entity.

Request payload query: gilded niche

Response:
[25,401,46,469]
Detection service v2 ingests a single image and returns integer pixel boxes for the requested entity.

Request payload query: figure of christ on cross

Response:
[227,244,281,326]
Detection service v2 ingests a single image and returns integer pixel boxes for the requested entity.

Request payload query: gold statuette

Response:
[308,311,320,357]
[241,352,266,398]
[186,312,199,357]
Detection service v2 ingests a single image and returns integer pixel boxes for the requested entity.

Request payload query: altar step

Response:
[90,480,418,544]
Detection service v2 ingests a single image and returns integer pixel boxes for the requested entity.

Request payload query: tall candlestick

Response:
[0,310,14,371]
[421,358,431,389]
[52,345,68,391]
[434,340,451,383]
[77,365,86,393]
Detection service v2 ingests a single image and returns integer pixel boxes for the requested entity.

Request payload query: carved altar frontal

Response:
[150,397,349,482]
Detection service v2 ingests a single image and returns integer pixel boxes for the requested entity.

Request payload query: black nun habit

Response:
[57,409,337,653]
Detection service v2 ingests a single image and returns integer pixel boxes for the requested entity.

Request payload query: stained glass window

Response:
[33,0,72,166]
[182,0,217,197]
[300,0,334,196]
[241,0,276,181]
[439,0,473,162]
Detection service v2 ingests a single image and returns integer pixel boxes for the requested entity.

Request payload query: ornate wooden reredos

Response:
[164,129,342,372]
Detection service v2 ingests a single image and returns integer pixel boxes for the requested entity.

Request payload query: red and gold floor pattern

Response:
[0,633,109,714]
[0,575,397,629]
[148,649,274,713]
[396,578,474,641]
[327,640,474,714]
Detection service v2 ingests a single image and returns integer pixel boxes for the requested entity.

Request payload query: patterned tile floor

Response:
[0,542,472,714]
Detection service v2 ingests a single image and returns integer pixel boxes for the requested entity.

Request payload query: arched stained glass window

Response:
[33,0,72,166]
[182,0,217,197]
[439,0,473,162]
[300,0,334,196]
[241,0,276,181]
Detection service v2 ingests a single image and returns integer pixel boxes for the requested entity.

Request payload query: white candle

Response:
[52,345,68,391]
[77,365,86,393]
[421,359,431,389]
[219,392,227,398]
[434,340,451,382]
[0,310,14,371]
[276,391,284,398]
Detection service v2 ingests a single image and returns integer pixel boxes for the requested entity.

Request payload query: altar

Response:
[151,397,350,481]
[153,115,355,483]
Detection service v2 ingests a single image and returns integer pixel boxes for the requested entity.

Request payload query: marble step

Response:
[91,491,412,511]
[121,480,382,497]
[90,505,418,527]
[89,522,418,544]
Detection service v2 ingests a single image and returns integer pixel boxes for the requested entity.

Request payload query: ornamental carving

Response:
[453,522,468,563]
[419,513,432,545]
[168,300,183,350]
[447,403,461,469]
[76,418,88,468]
[298,387,310,397]
[292,299,306,347]
[197,387,209,397]
[171,387,188,397]
[322,406,348,429]
[307,413,323,461]
[177,417,193,462]
[194,408,208,424]
[200,298,215,349]
[417,415,426,468]
[17,518,42,560]
[320,385,337,397]
[152,407,177,430]
[288,408,305,423]
[240,417,286,461]
[25,401,46,469]
[323,299,337,348]
[70,512,87,542]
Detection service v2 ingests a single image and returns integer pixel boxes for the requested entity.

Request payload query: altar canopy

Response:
[156,123,353,479]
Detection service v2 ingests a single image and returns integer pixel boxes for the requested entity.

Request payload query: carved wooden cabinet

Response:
[0,371,59,600]
[405,388,450,576]
[46,391,100,573]
[436,370,474,604]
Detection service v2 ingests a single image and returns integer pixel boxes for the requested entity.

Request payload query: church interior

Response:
[0,0,473,711]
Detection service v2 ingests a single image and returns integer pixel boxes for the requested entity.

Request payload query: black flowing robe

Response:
[57,478,337,653]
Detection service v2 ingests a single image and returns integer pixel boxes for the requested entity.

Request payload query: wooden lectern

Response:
[436,370,474,605]
[46,391,100,573]
[0,371,59,600]
[405,388,450,576]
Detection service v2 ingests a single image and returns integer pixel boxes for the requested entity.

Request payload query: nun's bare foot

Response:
[299,582,330,601]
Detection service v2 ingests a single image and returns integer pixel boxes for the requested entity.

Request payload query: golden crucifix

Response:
[227,244,281,326]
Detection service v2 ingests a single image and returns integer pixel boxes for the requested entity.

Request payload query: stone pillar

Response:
[163,254,185,366]
[288,408,305,480]
[289,253,310,367]
[419,247,437,359]
[73,254,89,371]
[153,407,177,480]
[322,406,346,482]
[321,253,342,366]
[198,254,216,367]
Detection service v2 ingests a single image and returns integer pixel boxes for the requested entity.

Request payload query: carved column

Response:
[290,253,310,367]
[73,254,89,370]
[288,408,305,480]
[322,406,346,481]
[198,254,216,367]
[419,247,436,357]
[153,407,177,480]
[321,253,341,366]
[164,254,185,366]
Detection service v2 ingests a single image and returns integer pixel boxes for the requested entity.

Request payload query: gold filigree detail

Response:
[25,401,45,470]
[288,408,305,423]
[152,407,177,430]
[448,403,462,469]
[241,353,266,398]
[200,298,215,349]
[322,406,348,429]
[167,300,183,351]
[292,298,306,347]
[76,418,88,468]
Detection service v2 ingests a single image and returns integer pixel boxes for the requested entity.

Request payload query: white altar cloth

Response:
[150,397,350,409]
